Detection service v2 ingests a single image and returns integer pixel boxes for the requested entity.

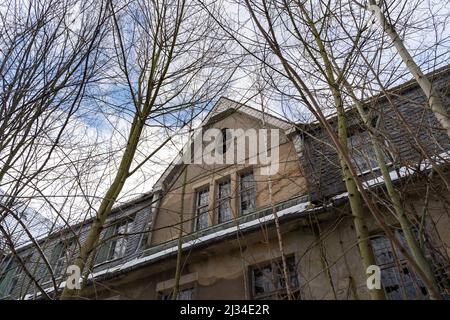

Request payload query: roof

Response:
[289,63,450,134]
[205,97,292,130]
[0,203,52,248]
[12,191,154,253]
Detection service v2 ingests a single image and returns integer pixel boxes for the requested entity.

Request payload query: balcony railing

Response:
[140,194,309,259]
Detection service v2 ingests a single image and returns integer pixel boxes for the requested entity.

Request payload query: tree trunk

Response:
[336,104,386,300]
[302,8,386,298]
[342,77,441,299]
[60,113,146,299]
[172,166,188,300]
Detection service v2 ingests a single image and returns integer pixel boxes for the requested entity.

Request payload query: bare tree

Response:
[0,0,108,297]
[364,0,450,138]
[204,0,446,299]
[60,0,236,299]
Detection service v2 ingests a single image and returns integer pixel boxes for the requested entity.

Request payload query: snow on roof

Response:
[24,199,315,299]
[329,149,450,202]
[0,201,52,250]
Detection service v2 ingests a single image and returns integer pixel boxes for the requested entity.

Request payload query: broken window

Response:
[371,232,428,300]
[195,189,209,231]
[217,180,232,223]
[250,256,300,300]
[109,220,133,260]
[95,218,134,264]
[239,171,256,215]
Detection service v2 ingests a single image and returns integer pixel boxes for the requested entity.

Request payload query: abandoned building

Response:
[1,67,450,300]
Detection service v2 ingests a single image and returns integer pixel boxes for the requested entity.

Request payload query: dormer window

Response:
[51,238,76,279]
[95,218,134,264]
[347,124,392,175]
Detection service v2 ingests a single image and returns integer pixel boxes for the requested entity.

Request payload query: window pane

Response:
[240,190,255,215]
[109,221,131,260]
[196,207,208,230]
[219,128,232,154]
[178,288,194,300]
[53,240,74,278]
[252,256,299,299]
[348,130,390,173]
[241,173,255,189]
[253,265,274,295]
[54,259,65,278]
[218,181,230,198]
[382,266,403,300]
[198,190,209,207]
[240,172,255,215]
[372,236,395,265]
[218,181,231,223]
[276,257,299,290]
[112,237,127,260]
[371,234,428,300]
[160,287,194,300]
[218,200,231,222]
[196,189,209,230]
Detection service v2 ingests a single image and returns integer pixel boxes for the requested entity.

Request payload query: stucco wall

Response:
[151,110,307,245]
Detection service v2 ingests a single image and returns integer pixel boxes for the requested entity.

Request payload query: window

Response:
[110,220,132,260]
[250,256,299,300]
[217,180,231,223]
[218,128,232,155]
[160,287,195,300]
[371,232,428,300]
[0,257,21,297]
[95,218,134,264]
[195,189,209,231]
[51,239,76,279]
[239,171,256,215]
[428,250,450,299]
[348,127,392,174]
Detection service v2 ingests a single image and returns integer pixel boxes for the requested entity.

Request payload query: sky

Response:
[1,0,450,229]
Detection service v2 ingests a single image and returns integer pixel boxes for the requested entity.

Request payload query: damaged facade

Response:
[1,68,450,300]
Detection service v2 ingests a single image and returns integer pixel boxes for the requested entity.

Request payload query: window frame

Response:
[347,122,393,176]
[159,285,196,300]
[238,170,256,215]
[371,231,428,300]
[107,219,133,261]
[249,255,300,300]
[95,217,134,266]
[194,187,210,231]
[52,238,76,280]
[216,178,232,223]
[0,256,23,297]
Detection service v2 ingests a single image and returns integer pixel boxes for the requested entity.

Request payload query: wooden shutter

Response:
[0,257,18,297]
